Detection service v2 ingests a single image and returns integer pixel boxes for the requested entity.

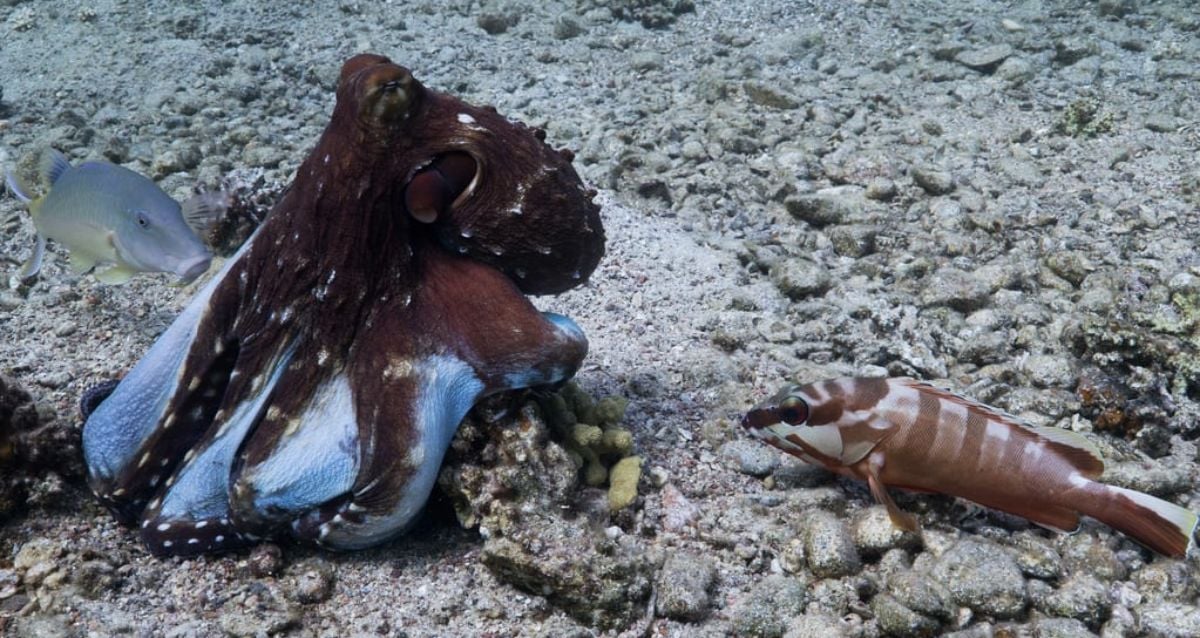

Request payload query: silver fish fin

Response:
[1030,426,1104,477]
[39,148,72,186]
[181,191,231,236]
[16,234,46,282]
[4,169,34,203]
[69,251,98,274]
[95,265,135,285]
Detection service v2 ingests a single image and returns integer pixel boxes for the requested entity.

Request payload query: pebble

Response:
[1137,602,1200,637]
[743,81,799,110]
[771,259,832,301]
[1144,113,1179,133]
[783,612,849,638]
[955,44,1014,73]
[930,539,1028,619]
[655,552,716,621]
[911,166,955,195]
[289,562,334,604]
[719,440,780,478]
[248,543,285,578]
[920,267,991,311]
[659,482,699,531]
[784,186,869,227]
[887,571,954,623]
[852,506,921,556]
[871,593,941,638]
[730,575,810,638]
[1033,617,1094,638]
[1032,574,1110,627]
[803,510,861,579]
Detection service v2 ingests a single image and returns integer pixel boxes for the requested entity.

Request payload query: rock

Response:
[911,167,955,195]
[852,506,921,556]
[656,552,716,621]
[1144,113,1179,133]
[871,593,941,638]
[1137,602,1200,638]
[955,44,1014,73]
[803,510,861,579]
[720,440,780,477]
[1132,559,1197,603]
[477,12,517,35]
[920,268,991,311]
[1033,617,1094,638]
[743,81,799,110]
[930,539,1028,619]
[771,259,832,301]
[660,482,699,531]
[827,225,879,258]
[730,575,810,638]
[248,544,285,578]
[785,186,870,227]
[1033,574,1110,627]
[288,561,334,604]
[783,613,849,638]
[1021,354,1076,389]
[1009,532,1063,580]
[865,177,897,202]
[888,571,954,623]
[442,403,654,628]
[552,14,585,40]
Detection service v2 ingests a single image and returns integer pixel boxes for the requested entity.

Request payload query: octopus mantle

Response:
[81,54,604,556]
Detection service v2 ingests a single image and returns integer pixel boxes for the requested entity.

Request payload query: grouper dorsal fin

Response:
[1031,425,1105,478]
[39,149,72,187]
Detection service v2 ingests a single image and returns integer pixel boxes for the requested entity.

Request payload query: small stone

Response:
[719,440,780,478]
[995,57,1034,85]
[852,506,921,556]
[1034,574,1110,627]
[864,177,897,201]
[743,81,800,110]
[1144,113,1179,133]
[660,482,699,531]
[656,552,716,621]
[872,593,941,638]
[1021,354,1076,389]
[1033,618,1094,638]
[803,510,861,578]
[784,185,869,227]
[1132,559,1197,603]
[248,543,285,578]
[911,166,955,195]
[1137,602,1200,638]
[477,13,516,35]
[552,14,584,40]
[827,225,879,258]
[289,562,334,604]
[930,539,1028,619]
[783,613,848,638]
[920,268,991,311]
[888,571,954,622]
[955,44,1014,73]
[1010,532,1062,580]
[771,259,832,301]
[730,575,810,638]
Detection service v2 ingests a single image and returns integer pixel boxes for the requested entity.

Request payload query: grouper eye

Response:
[778,396,809,426]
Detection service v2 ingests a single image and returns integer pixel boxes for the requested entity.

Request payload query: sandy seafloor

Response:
[2,0,1200,636]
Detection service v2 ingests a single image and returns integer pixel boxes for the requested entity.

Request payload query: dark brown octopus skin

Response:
[81,54,604,556]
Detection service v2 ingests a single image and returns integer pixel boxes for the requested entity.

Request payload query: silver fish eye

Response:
[134,211,150,228]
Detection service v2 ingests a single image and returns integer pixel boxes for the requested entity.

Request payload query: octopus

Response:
[80,53,605,556]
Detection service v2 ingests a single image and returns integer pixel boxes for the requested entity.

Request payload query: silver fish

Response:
[5,149,215,285]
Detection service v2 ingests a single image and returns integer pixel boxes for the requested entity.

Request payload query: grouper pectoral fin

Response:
[861,451,920,532]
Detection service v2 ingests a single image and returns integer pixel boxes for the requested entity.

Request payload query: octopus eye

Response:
[778,396,809,426]
[362,69,418,124]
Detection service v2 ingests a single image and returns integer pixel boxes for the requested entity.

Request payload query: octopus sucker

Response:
[80,54,604,556]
